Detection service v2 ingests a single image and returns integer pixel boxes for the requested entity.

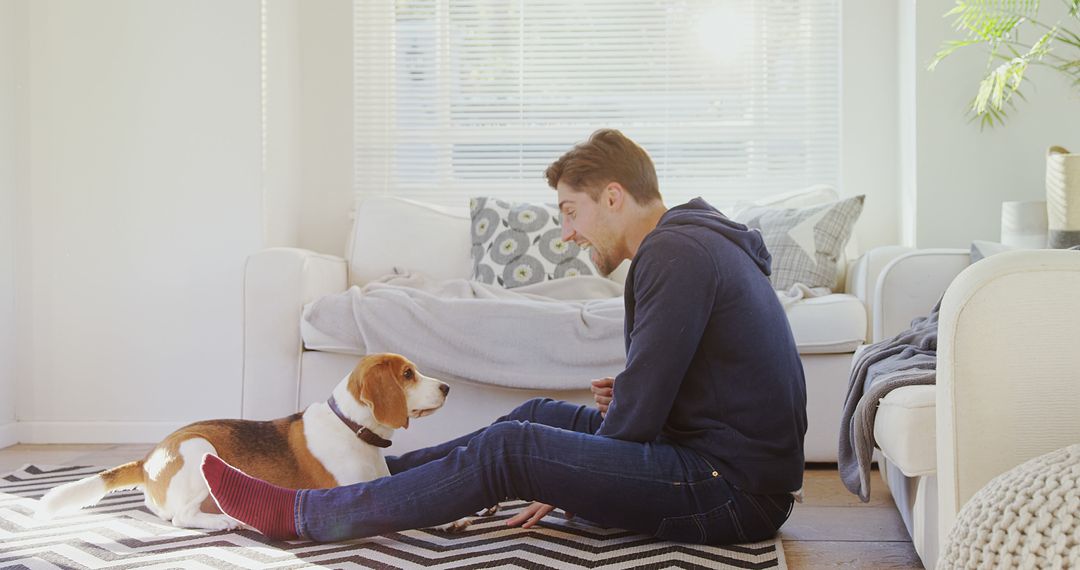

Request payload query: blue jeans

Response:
[294,398,793,544]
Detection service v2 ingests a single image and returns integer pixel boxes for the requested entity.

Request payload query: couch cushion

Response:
[874,384,936,477]
[725,184,859,292]
[787,293,867,354]
[347,188,862,291]
[348,196,631,288]
[470,197,598,288]
[731,195,865,291]
[347,197,474,287]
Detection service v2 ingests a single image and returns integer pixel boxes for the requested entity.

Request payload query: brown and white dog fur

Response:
[36,353,449,531]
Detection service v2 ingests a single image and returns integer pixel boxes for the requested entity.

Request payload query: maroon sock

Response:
[200,453,300,540]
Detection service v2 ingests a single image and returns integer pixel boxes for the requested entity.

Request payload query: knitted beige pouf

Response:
[940,444,1080,569]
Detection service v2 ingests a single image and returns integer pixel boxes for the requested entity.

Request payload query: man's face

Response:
[556,181,623,276]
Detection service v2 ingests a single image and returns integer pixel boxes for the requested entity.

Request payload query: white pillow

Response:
[347,196,472,287]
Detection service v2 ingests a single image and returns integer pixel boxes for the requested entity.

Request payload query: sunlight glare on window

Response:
[696,4,754,66]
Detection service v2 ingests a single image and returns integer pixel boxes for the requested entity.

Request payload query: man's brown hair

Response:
[545,129,661,205]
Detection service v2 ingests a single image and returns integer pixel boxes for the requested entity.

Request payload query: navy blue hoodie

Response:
[596,197,807,495]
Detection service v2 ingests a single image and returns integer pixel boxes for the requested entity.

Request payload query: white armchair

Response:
[869,248,1080,568]
[936,250,1080,559]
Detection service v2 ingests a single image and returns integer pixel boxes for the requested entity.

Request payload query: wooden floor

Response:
[0,445,925,569]
[782,464,923,568]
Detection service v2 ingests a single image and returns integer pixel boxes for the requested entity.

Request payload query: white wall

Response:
[16,0,264,443]
[297,0,353,257]
[265,0,302,248]
[908,0,1080,248]
[898,0,918,246]
[841,0,901,251]
[842,0,1080,249]
[0,0,22,448]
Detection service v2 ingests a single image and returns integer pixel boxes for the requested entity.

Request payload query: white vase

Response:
[1000,200,1048,248]
[1046,146,1080,248]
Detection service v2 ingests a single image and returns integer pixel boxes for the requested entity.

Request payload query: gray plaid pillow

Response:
[733,195,865,290]
[470,197,597,288]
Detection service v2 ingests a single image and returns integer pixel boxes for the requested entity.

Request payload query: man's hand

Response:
[591,377,614,417]
[505,502,574,528]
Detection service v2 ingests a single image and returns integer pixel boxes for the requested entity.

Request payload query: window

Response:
[354,0,840,208]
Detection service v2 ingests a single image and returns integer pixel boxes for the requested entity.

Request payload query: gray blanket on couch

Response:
[839,300,941,502]
[301,273,628,391]
[301,272,830,392]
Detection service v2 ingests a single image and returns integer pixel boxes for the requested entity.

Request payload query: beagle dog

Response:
[37,353,449,531]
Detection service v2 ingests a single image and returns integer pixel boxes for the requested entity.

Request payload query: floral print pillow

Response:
[470,197,597,288]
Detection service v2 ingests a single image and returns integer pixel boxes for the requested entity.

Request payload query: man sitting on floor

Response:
[200,128,808,544]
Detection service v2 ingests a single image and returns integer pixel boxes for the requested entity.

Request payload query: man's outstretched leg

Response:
[199,399,601,539]
[205,421,638,542]
[201,419,788,544]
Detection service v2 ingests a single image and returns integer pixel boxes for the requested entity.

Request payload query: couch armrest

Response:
[242,248,347,419]
[936,249,1080,550]
[866,249,969,343]
[845,246,915,342]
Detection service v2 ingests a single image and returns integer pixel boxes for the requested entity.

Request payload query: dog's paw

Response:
[174,513,242,532]
[479,504,499,517]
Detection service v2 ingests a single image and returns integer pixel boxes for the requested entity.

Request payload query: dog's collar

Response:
[327,395,392,448]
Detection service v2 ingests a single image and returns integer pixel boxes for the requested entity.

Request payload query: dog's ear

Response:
[357,360,410,430]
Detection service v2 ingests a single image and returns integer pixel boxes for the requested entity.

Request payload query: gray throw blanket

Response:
[301,273,628,391]
[839,300,941,502]
[301,273,828,393]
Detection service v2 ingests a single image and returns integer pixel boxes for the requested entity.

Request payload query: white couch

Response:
[867,248,1080,568]
[243,192,889,461]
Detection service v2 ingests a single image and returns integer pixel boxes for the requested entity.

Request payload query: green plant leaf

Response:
[1029,27,1057,56]
[933,0,1079,127]
[968,93,1019,129]
[972,40,1050,115]
[930,40,984,70]
[948,0,1040,41]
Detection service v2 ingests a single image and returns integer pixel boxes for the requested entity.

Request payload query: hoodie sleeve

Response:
[596,232,720,442]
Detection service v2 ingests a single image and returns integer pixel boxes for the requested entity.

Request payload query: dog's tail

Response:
[36,461,145,520]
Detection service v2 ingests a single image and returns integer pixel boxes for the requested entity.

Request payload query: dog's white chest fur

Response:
[303,402,391,485]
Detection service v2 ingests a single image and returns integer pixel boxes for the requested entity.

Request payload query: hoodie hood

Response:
[657,197,772,276]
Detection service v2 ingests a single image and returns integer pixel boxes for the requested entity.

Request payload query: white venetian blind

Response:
[354,0,840,209]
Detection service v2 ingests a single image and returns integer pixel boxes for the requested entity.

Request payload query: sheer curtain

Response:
[354,0,840,209]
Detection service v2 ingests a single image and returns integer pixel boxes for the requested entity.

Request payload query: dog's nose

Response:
[439,383,450,396]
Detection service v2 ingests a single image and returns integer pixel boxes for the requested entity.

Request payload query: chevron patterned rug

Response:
[1,465,788,569]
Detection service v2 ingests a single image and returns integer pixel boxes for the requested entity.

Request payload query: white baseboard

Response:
[0,422,17,449]
[16,421,187,444]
